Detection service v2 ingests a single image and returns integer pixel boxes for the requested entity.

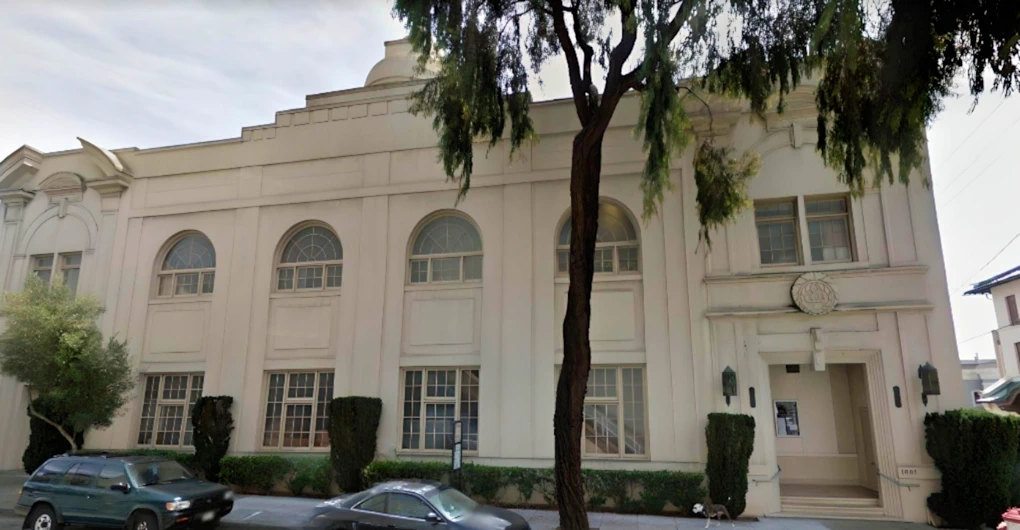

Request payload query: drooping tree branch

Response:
[26,389,77,453]
[548,0,591,123]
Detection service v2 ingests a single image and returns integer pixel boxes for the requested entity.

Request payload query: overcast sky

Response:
[1,1,1017,362]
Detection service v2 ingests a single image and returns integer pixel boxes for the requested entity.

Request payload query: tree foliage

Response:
[0,275,134,449]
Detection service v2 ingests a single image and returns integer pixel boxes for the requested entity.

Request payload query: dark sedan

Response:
[307,481,530,529]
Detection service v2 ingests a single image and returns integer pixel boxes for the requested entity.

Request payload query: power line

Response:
[935,111,1020,196]
[958,330,991,344]
[935,98,1006,172]
[950,230,1020,294]
[938,148,1008,209]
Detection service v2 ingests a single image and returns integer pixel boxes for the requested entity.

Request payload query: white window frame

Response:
[805,195,855,263]
[155,233,216,299]
[754,198,802,266]
[774,400,801,438]
[275,224,344,293]
[136,373,204,448]
[555,202,641,277]
[260,371,334,451]
[580,365,648,459]
[30,251,83,293]
[407,214,483,286]
[398,367,480,454]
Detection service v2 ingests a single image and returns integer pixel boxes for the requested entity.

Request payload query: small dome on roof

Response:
[364,38,437,87]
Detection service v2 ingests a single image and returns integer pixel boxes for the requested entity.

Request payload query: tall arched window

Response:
[276,224,343,291]
[408,214,482,284]
[557,201,639,275]
[157,233,216,297]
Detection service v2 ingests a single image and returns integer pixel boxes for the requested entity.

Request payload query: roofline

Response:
[964,264,1020,295]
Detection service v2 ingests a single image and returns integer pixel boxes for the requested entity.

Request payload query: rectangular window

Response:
[1009,295,1020,325]
[58,253,82,294]
[775,400,801,437]
[582,366,646,457]
[463,256,483,281]
[296,267,323,289]
[409,260,429,284]
[593,247,614,273]
[617,246,639,272]
[201,272,215,294]
[326,265,343,288]
[31,255,54,284]
[806,197,852,262]
[401,368,479,452]
[277,269,294,290]
[431,257,461,282]
[262,371,334,449]
[557,250,569,273]
[174,273,199,296]
[755,200,800,265]
[137,373,204,447]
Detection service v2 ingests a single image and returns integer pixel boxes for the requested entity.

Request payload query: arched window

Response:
[276,224,343,291]
[557,201,639,275]
[408,214,482,284]
[157,233,216,297]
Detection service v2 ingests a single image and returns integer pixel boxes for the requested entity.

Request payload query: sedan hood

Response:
[460,505,530,529]
[143,480,229,499]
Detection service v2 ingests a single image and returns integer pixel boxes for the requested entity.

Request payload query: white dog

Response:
[693,499,734,528]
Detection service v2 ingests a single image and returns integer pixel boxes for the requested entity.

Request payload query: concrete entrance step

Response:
[777,499,886,520]
[781,495,880,508]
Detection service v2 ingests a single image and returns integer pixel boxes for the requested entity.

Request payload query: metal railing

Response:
[876,470,918,490]
[752,465,781,484]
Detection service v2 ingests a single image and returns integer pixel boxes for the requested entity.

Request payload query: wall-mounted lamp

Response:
[722,366,738,406]
[919,362,941,406]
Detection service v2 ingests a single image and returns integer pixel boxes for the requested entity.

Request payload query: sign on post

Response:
[451,420,464,489]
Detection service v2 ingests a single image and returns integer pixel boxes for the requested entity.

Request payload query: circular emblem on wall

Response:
[791,272,838,315]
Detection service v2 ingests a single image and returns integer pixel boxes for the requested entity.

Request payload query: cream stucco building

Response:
[0,39,964,521]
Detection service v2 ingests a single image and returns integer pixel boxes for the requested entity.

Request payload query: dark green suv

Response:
[15,455,234,530]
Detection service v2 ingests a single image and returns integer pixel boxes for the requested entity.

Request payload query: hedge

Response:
[705,413,755,518]
[219,455,294,494]
[926,409,1020,529]
[22,397,83,474]
[288,457,333,497]
[329,396,383,492]
[191,396,234,482]
[362,460,705,515]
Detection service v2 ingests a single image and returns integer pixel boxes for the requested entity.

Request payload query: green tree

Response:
[392,1,1019,527]
[0,275,134,451]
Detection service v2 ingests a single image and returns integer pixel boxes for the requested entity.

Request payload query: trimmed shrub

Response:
[22,397,83,474]
[705,413,755,517]
[926,409,1020,529]
[219,455,294,494]
[362,460,704,514]
[288,457,333,497]
[328,396,383,492]
[191,396,234,482]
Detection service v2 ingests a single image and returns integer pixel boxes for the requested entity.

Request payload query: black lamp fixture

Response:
[722,366,738,406]
[918,362,941,406]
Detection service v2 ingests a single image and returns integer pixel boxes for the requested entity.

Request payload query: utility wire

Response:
[950,230,1020,295]
[936,111,1020,198]
[939,148,1008,209]
[934,98,1006,174]
[958,330,991,344]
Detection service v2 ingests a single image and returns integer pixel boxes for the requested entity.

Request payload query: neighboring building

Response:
[964,266,1020,412]
[0,39,964,522]
[960,355,1001,407]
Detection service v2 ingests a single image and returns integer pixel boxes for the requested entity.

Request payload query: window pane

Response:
[808,218,851,262]
[63,268,80,294]
[425,403,456,450]
[263,374,285,447]
[595,203,638,243]
[201,272,215,294]
[288,373,316,399]
[758,221,798,265]
[162,375,188,400]
[427,370,457,398]
[755,201,795,219]
[806,197,847,215]
[62,253,82,267]
[431,257,461,282]
[96,465,127,490]
[388,493,433,519]
[183,375,204,446]
[315,372,334,447]
[157,275,173,297]
[359,494,387,514]
[409,260,429,284]
[281,226,343,263]
[584,403,619,455]
[412,216,482,255]
[622,368,646,455]
[617,246,639,272]
[296,267,323,289]
[593,247,614,273]
[557,249,569,273]
[277,268,294,290]
[460,370,480,451]
[283,404,313,447]
[35,268,52,284]
[163,234,216,270]
[326,265,343,288]
[174,273,199,295]
[402,371,423,449]
[155,405,184,446]
[463,256,482,281]
[34,255,54,270]
[137,376,160,445]
[587,368,617,398]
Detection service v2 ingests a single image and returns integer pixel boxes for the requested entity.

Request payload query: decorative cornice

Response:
[705,300,933,319]
[0,189,35,205]
[0,146,44,191]
[87,176,132,197]
[78,137,133,181]
[704,264,929,285]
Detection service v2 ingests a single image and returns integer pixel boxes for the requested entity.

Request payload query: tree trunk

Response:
[27,400,78,453]
[554,128,605,530]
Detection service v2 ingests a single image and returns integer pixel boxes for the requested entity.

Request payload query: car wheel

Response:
[129,512,159,530]
[24,505,61,530]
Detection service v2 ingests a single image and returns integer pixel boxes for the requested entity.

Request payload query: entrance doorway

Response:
[769,362,883,518]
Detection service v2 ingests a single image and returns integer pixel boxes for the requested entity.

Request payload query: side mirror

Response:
[110,483,131,494]
[426,513,443,525]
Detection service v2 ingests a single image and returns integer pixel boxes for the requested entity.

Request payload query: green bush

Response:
[288,457,333,497]
[329,396,383,492]
[926,409,1020,529]
[219,455,294,494]
[362,460,703,514]
[22,397,83,474]
[191,396,234,483]
[705,413,755,517]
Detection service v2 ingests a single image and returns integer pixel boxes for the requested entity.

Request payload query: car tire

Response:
[129,512,159,530]
[23,504,62,530]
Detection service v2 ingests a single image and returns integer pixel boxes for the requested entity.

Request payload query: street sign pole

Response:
[451,420,463,490]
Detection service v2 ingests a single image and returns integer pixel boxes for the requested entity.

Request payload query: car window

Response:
[31,460,74,485]
[387,493,433,520]
[356,494,387,513]
[59,464,81,486]
[426,488,478,521]
[96,465,128,489]
[66,463,99,487]
[126,460,194,486]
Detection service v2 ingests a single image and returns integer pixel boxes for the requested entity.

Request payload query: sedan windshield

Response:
[425,488,478,521]
[127,461,194,486]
